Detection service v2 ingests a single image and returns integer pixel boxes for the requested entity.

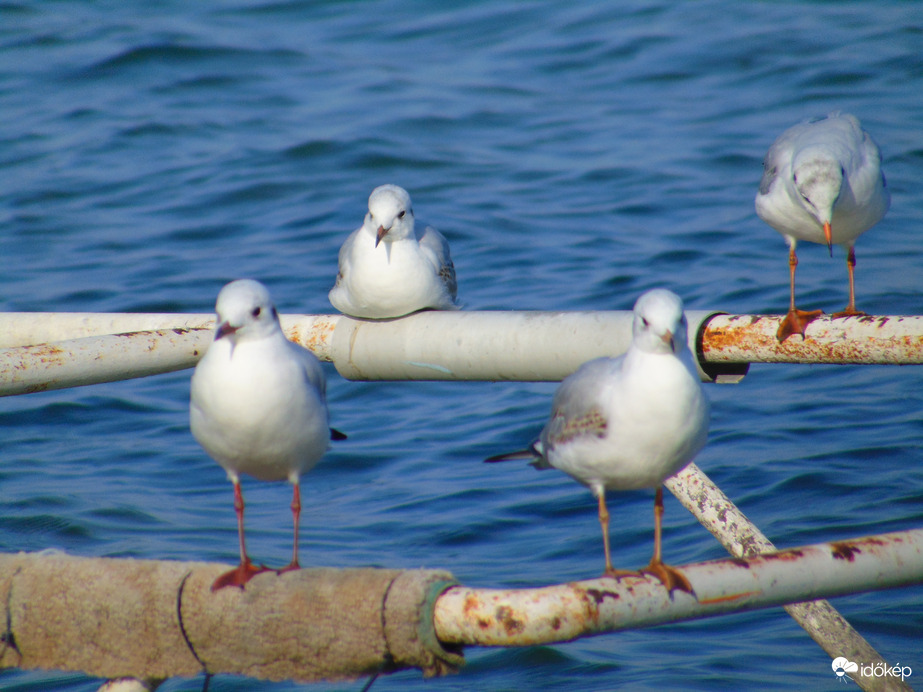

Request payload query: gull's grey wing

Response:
[332,226,362,288]
[758,125,799,197]
[419,225,458,301]
[541,357,618,452]
[286,339,326,397]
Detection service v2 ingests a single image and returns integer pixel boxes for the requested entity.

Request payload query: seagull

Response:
[329,184,458,319]
[755,112,890,341]
[486,289,709,594]
[190,279,343,591]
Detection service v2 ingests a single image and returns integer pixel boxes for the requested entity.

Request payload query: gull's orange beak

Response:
[375,225,388,248]
[823,221,833,257]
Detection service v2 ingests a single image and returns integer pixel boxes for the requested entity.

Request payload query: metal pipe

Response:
[0,310,737,397]
[666,464,909,692]
[433,528,923,652]
[325,309,729,383]
[0,313,219,349]
[0,329,213,396]
[701,313,923,364]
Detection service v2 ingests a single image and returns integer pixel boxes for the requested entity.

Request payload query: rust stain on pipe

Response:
[697,591,762,605]
[760,549,804,562]
[700,314,923,364]
[495,606,525,636]
[286,317,338,361]
[582,586,620,605]
[831,542,862,562]
[830,535,895,562]
[10,343,67,369]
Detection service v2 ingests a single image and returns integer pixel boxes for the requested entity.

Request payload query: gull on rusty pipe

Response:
[485,289,710,594]
[755,112,890,342]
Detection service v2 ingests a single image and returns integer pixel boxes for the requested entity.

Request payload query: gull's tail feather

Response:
[485,449,535,463]
[485,440,543,464]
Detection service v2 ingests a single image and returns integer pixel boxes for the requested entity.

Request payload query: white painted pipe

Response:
[0,313,219,349]
[0,328,213,396]
[325,310,733,383]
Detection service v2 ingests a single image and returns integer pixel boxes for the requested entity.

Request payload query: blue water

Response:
[2,1,922,690]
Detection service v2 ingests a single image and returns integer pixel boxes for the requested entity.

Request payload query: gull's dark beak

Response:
[216,321,238,341]
[375,225,389,248]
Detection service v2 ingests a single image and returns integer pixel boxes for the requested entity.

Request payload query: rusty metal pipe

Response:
[433,527,923,651]
[700,313,923,364]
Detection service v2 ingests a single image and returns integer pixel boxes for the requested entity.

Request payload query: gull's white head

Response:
[791,148,843,253]
[213,279,282,345]
[631,288,688,355]
[366,184,414,246]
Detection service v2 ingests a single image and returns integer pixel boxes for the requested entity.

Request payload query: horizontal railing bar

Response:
[1,310,921,396]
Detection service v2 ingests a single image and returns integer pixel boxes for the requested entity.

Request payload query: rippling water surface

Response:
[2,2,923,690]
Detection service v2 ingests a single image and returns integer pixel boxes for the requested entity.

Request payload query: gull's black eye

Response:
[252,307,262,318]
[397,210,406,219]
[641,317,649,327]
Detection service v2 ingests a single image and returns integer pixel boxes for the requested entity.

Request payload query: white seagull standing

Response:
[191,279,343,591]
[755,112,890,341]
[329,184,458,319]
[486,289,709,594]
